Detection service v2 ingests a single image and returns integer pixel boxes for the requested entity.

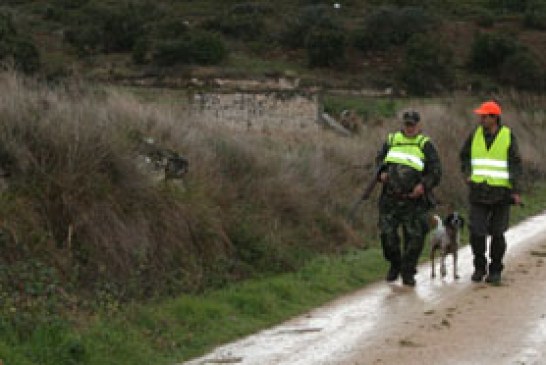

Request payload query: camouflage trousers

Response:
[378,196,429,275]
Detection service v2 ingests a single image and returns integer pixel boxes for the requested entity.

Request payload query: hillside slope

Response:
[1,0,545,93]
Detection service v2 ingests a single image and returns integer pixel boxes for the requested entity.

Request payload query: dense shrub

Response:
[398,34,455,96]
[305,28,346,67]
[475,8,495,27]
[279,5,343,49]
[467,32,544,92]
[203,3,271,41]
[523,8,546,30]
[499,51,544,91]
[63,1,161,55]
[486,0,528,12]
[352,6,438,52]
[467,32,518,74]
[0,12,16,37]
[0,12,40,73]
[204,13,265,41]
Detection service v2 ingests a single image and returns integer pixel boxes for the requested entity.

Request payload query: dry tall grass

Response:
[0,71,544,301]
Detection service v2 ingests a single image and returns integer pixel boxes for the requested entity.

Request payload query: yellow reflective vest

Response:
[470,126,512,188]
[383,131,429,171]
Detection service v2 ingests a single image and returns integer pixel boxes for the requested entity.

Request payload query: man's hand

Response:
[511,193,522,206]
[409,183,425,198]
[379,172,388,183]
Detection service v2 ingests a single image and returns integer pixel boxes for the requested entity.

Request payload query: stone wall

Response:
[187,91,320,133]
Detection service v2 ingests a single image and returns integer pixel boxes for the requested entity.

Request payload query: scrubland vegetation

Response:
[0,70,545,363]
[1,0,545,94]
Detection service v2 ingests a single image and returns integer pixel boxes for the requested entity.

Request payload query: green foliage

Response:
[468,32,543,91]
[131,37,149,65]
[0,11,40,73]
[152,30,227,66]
[352,6,438,52]
[63,1,161,55]
[523,3,546,30]
[0,259,66,344]
[487,0,529,13]
[467,32,518,74]
[204,4,268,41]
[499,51,545,91]
[398,34,455,96]
[305,27,346,67]
[0,11,16,38]
[474,8,495,27]
[279,5,343,49]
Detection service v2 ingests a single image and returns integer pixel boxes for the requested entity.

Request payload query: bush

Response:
[204,13,265,41]
[486,0,528,13]
[467,32,518,74]
[0,12,40,73]
[523,9,546,30]
[0,12,16,38]
[203,3,271,41]
[398,34,455,95]
[64,1,161,55]
[475,8,495,27]
[7,37,40,73]
[352,6,438,52]
[499,51,544,91]
[279,5,343,49]
[305,28,346,67]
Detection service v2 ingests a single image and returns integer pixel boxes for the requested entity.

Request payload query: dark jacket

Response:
[459,124,522,204]
[376,131,442,202]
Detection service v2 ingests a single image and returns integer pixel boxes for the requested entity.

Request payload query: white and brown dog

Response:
[429,212,465,279]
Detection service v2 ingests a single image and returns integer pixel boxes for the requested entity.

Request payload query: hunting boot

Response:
[386,263,400,282]
[486,235,506,284]
[470,234,487,282]
[381,233,401,282]
[401,272,416,286]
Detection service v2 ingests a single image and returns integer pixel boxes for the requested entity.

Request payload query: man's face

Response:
[478,114,497,129]
[402,121,421,137]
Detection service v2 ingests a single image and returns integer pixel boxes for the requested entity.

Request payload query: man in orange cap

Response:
[459,100,522,284]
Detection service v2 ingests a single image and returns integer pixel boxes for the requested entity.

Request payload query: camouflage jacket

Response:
[375,131,442,199]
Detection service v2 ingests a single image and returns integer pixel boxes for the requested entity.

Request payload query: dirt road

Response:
[183,212,546,365]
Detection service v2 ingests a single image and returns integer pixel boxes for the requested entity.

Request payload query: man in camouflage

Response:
[375,111,442,286]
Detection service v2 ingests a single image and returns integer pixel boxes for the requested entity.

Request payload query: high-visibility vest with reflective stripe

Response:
[470,126,512,188]
[383,132,429,171]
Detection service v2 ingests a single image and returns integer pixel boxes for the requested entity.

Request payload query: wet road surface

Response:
[182,212,546,365]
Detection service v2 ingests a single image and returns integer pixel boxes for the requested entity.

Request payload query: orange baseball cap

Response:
[474,101,501,115]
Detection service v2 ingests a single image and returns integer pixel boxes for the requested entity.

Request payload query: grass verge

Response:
[2,183,545,365]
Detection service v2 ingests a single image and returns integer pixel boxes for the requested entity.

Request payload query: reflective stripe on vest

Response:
[383,132,428,171]
[470,126,511,188]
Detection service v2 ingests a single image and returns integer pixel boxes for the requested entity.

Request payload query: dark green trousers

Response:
[378,197,429,276]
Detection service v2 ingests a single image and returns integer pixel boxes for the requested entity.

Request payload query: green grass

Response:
[322,94,401,120]
[223,51,308,78]
[510,182,546,224]
[2,183,545,365]
[0,248,387,365]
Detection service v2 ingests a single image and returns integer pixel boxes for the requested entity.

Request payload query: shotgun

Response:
[347,165,383,223]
